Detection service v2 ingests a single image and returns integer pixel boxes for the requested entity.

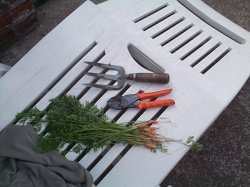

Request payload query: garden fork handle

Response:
[126,73,169,84]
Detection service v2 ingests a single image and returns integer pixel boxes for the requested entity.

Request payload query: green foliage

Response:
[185,136,203,152]
[17,96,142,153]
[17,96,203,154]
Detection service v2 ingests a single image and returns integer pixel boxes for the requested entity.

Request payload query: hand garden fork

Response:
[84,61,170,90]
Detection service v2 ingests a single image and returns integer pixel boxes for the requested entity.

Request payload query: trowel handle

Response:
[126,73,169,84]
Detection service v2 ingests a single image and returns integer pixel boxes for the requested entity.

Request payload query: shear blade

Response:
[108,95,138,109]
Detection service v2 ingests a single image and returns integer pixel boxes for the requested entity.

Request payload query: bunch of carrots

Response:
[17,96,202,153]
[16,96,170,152]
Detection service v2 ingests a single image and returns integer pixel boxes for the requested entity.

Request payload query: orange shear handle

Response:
[137,89,172,100]
[137,99,175,109]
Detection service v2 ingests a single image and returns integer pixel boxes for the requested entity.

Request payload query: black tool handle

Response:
[126,73,169,84]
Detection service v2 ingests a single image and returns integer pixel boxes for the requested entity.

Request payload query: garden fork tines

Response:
[84,61,169,90]
[84,61,126,90]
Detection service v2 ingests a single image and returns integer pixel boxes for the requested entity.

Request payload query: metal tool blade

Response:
[107,94,138,110]
[128,43,165,73]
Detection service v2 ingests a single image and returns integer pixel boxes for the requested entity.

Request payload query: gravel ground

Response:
[0,0,249,186]
[162,1,250,187]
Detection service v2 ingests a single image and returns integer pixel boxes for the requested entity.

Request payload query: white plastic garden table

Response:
[0,1,249,187]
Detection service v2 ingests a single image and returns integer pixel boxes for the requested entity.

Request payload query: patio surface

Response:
[0,0,249,186]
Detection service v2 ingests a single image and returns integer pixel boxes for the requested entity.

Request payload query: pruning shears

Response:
[107,88,175,110]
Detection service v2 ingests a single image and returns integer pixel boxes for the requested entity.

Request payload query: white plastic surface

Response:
[98,0,250,106]
[0,1,249,187]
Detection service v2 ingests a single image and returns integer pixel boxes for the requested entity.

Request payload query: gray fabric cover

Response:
[0,125,93,187]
